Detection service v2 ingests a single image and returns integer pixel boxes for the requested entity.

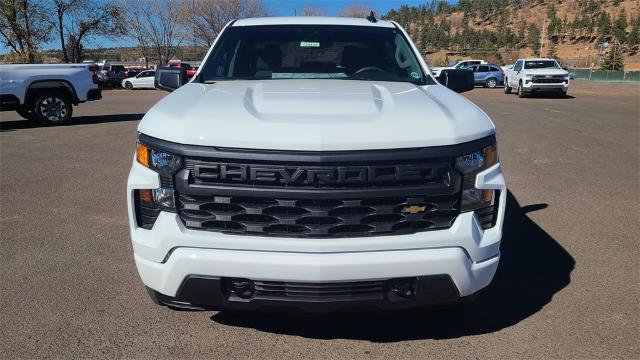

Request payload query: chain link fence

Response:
[568,69,640,82]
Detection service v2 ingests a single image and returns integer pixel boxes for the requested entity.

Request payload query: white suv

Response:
[127,16,506,312]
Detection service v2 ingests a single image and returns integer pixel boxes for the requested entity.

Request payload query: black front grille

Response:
[135,133,501,238]
[253,280,386,301]
[173,147,464,237]
[178,193,459,237]
[532,76,565,83]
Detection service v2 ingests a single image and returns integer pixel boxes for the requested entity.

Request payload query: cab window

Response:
[514,61,523,71]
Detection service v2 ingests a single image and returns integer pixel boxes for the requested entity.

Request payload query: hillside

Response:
[384,0,640,69]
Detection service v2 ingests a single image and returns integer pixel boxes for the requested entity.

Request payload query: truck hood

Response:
[139,80,495,151]
[523,68,569,76]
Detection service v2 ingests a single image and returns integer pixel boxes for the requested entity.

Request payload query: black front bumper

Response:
[147,275,462,312]
[87,89,102,101]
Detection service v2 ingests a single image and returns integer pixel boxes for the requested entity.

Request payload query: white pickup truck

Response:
[0,63,102,125]
[503,58,570,98]
[128,16,506,313]
[431,59,487,77]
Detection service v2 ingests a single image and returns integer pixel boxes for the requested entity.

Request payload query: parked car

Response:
[133,16,506,313]
[169,62,197,77]
[504,58,570,97]
[431,59,487,77]
[122,70,156,89]
[125,68,141,78]
[97,63,126,87]
[0,63,101,125]
[466,64,504,88]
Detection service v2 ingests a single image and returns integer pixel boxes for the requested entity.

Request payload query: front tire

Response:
[504,78,511,94]
[32,91,73,125]
[518,82,526,98]
[485,77,498,88]
[125,81,133,89]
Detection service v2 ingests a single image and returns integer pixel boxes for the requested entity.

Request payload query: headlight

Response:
[455,144,497,175]
[525,74,533,78]
[133,142,181,229]
[455,143,498,216]
[136,142,182,175]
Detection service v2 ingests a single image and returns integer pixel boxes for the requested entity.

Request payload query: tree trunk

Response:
[58,13,68,63]
[22,0,35,63]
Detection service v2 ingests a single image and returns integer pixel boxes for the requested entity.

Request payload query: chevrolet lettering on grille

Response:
[192,162,441,186]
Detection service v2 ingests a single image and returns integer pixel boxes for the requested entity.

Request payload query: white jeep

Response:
[128,16,506,312]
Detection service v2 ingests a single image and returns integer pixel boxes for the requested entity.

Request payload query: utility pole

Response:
[193,0,197,63]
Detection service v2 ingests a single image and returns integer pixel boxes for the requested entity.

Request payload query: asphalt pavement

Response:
[1,81,638,359]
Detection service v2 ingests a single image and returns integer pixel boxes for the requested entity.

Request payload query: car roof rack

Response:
[366,11,377,23]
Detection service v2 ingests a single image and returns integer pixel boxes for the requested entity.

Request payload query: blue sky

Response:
[3,0,432,53]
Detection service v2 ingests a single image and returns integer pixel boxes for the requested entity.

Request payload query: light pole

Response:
[193,0,197,63]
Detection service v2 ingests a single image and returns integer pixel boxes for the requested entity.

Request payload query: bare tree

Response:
[190,0,267,47]
[49,0,81,62]
[45,0,124,63]
[301,7,324,16]
[121,0,185,66]
[66,2,123,62]
[118,0,151,67]
[338,3,372,18]
[0,0,52,63]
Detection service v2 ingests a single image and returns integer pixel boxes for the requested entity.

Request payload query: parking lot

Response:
[1,81,638,358]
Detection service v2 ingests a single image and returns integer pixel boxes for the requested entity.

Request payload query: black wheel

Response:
[32,91,73,125]
[16,105,34,120]
[504,78,511,94]
[125,81,133,89]
[517,81,526,98]
[485,77,498,88]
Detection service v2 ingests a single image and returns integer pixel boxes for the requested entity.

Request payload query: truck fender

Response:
[24,80,78,106]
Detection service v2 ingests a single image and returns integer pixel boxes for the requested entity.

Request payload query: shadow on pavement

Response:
[0,113,145,132]
[211,191,575,341]
[522,93,576,99]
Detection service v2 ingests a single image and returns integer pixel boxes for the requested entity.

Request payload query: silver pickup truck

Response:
[0,63,102,125]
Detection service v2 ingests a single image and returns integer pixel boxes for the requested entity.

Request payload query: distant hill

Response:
[384,0,640,69]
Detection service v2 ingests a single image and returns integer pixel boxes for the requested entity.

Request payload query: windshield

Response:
[524,60,559,69]
[198,25,429,85]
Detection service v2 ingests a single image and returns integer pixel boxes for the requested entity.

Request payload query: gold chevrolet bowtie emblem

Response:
[402,205,427,215]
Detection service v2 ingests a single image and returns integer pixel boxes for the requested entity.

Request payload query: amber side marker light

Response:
[138,189,154,205]
[136,142,149,168]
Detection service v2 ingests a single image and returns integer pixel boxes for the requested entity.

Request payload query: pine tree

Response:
[601,43,624,71]
[527,23,541,55]
[517,22,526,48]
[597,11,612,43]
[612,9,628,43]
[628,15,640,47]
[548,42,558,59]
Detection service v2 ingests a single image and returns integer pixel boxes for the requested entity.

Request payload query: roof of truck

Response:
[232,16,396,28]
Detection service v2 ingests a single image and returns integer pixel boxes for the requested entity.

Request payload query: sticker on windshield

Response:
[410,71,421,79]
[300,41,320,48]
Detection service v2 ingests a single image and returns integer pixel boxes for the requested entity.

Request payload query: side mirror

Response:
[154,67,188,92]
[438,69,474,93]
